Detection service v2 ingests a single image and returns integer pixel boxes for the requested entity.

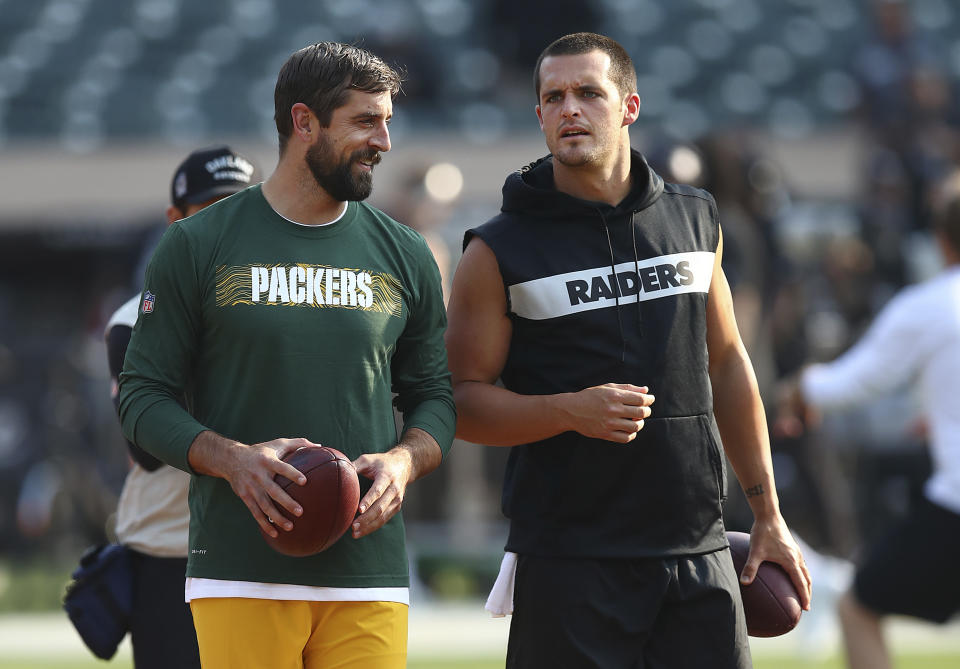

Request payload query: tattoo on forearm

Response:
[745,484,765,498]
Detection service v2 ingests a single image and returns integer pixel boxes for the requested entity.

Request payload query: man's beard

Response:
[550,128,612,169]
[305,134,380,202]
[552,139,604,169]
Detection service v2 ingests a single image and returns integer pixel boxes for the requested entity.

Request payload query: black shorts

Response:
[854,496,960,624]
[129,551,200,669]
[507,551,751,669]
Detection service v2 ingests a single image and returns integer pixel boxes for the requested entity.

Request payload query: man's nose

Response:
[371,121,391,152]
[559,93,580,118]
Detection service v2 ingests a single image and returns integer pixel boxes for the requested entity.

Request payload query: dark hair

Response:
[533,32,637,101]
[274,42,403,154]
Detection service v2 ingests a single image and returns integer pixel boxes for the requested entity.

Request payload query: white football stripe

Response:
[509,251,715,321]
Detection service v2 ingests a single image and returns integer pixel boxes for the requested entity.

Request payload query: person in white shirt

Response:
[781,171,960,669]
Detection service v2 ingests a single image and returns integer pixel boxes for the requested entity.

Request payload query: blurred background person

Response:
[778,170,960,669]
[386,163,463,304]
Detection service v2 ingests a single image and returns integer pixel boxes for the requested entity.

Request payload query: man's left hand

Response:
[350,447,415,539]
[739,519,813,611]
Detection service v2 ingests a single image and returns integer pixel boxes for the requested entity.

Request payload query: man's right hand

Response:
[560,383,655,443]
[187,431,313,538]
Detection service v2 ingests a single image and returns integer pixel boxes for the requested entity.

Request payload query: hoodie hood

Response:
[500,148,664,220]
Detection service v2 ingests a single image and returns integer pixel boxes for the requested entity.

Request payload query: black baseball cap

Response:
[170,145,258,210]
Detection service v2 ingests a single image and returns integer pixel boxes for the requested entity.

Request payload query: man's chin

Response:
[352,174,374,200]
[552,149,595,168]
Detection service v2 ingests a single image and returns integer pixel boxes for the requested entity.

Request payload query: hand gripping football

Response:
[260,446,360,557]
[727,531,803,637]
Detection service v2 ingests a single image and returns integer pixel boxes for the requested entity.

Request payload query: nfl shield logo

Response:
[142,291,155,314]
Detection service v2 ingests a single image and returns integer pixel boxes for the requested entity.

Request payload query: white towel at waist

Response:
[485,551,518,617]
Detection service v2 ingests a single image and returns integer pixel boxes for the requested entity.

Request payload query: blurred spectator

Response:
[852,0,938,147]
[387,163,464,304]
[696,133,788,397]
[385,162,499,552]
[852,0,960,235]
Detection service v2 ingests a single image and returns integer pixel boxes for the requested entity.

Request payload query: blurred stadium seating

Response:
[0,0,954,148]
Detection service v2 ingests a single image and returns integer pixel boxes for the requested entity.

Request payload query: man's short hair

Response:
[274,42,403,154]
[533,32,637,101]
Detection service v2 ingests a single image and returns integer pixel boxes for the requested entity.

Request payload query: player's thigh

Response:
[645,550,751,669]
[305,601,408,669]
[507,555,670,669]
[190,598,311,669]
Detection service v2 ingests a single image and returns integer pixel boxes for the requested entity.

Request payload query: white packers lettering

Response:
[357,272,373,308]
[251,267,269,301]
[327,268,339,305]
[242,264,379,310]
[289,265,305,304]
[268,266,289,303]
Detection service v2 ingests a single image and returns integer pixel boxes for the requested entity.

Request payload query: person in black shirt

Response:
[445,32,811,669]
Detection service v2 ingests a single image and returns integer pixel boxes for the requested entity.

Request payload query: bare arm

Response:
[351,427,442,538]
[445,237,654,446]
[707,228,812,609]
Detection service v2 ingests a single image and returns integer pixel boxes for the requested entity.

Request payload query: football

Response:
[727,531,803,637]
[260,445,360,557]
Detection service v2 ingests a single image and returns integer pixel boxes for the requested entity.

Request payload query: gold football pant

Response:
[190,598,407,669]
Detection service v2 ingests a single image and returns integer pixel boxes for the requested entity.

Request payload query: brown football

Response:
[260,446,360,557]
[727,531,803,637]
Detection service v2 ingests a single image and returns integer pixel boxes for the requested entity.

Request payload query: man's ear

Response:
[535,105,544,131]
[290,102,315,143]
[622,92,641,127]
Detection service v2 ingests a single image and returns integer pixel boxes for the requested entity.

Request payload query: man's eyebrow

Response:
[541,84,603,98]
[352,109,390,120]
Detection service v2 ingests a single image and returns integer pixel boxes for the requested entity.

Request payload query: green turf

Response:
[752,655,960,669]
[2,654,960,669]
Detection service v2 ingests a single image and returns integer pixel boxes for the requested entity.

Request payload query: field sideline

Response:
[2,601,958,667]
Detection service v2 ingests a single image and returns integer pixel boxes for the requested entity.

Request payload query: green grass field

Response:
[3,654,960,669]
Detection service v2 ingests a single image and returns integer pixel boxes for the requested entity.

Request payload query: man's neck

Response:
[552,143,633,207]
[261,158,345,226]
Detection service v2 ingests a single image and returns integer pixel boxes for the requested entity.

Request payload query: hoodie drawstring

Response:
[630,212,644,338]
[599,210,627,363]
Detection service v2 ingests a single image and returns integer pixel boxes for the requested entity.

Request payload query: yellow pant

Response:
[190,598,408,669]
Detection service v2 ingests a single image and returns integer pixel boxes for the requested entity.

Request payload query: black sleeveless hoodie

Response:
[466,149,728,557]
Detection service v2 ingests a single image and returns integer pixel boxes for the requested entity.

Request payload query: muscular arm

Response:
[445,237,653,446]
[707,228,811,608]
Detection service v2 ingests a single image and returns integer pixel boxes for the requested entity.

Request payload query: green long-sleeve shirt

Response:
[118,185,455,587]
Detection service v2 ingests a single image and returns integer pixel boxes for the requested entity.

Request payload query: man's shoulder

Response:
[355,201,406,230]
[465,211,518,246]
[660,181,716,206]
[891,269,960,317]
[170,187,265,244]
[355,201,431,252]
